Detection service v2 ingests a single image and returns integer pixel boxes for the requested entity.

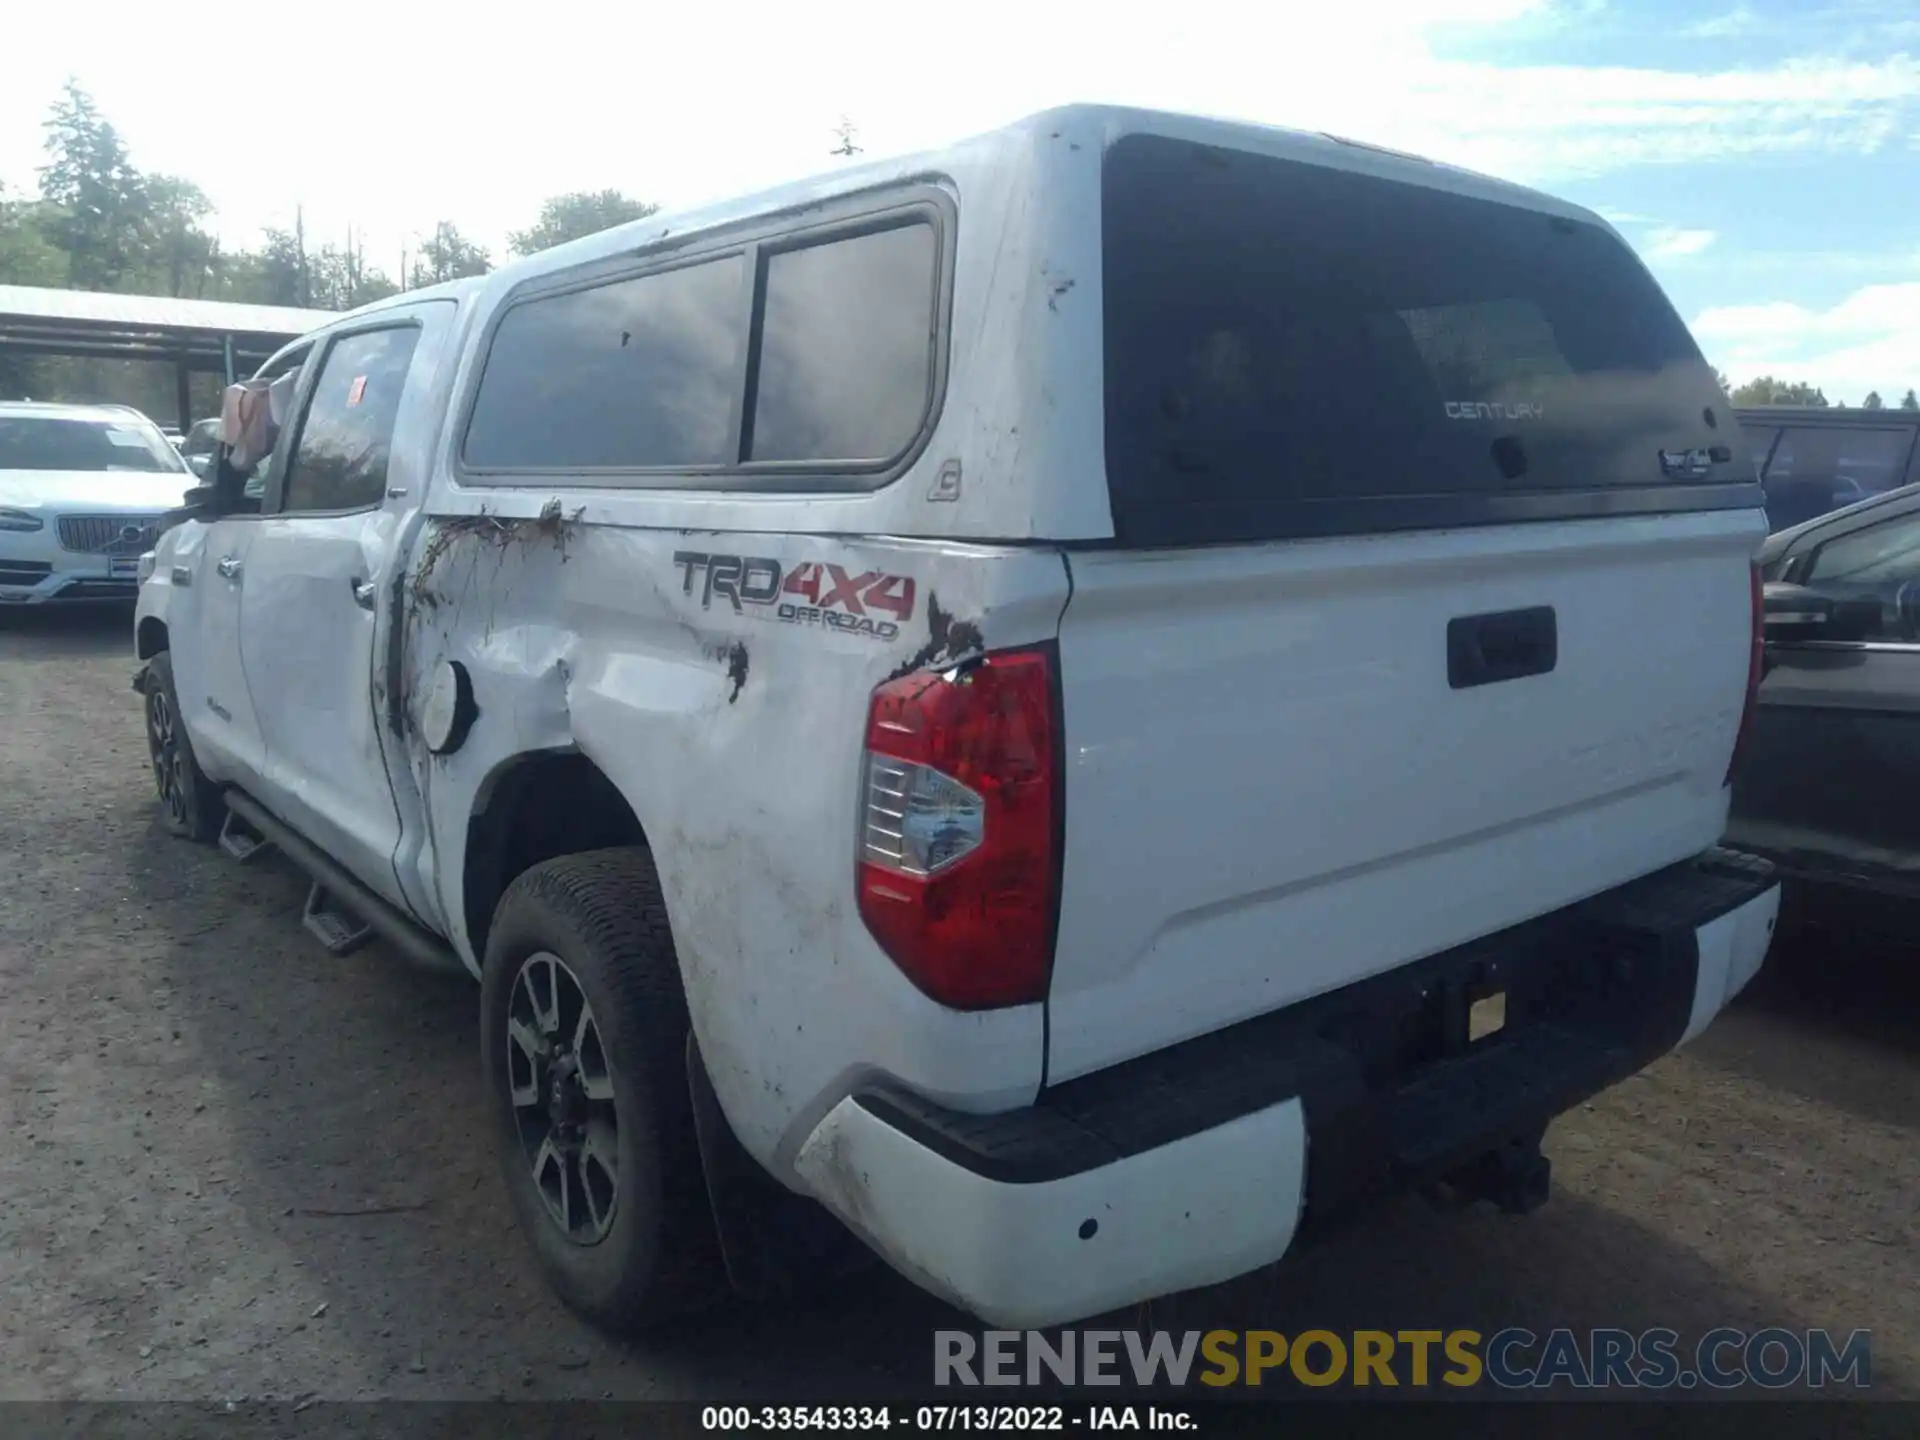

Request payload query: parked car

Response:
[1738,405,1920,534]
[96,404,179,444]
[179,417,222,479]
[0,401,197,605]
[1728,480,1920,901]
[133,104,1781,1333]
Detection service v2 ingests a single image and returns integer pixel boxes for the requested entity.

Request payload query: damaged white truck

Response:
[134,105,1781,1332]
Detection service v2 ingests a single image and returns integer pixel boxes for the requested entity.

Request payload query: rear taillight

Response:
[1727,561,1764,786]
[856,647,1061,1010]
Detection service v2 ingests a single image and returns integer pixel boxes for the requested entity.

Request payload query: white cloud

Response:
[1686,7,1761,37]
[1647,227,1718,258]
[1697,282,1920,401]
[1696,301,1828,343]
[0,0,1915,268]
[1685,245,1920,277]
[1697,283,1920,340]
[1378,56,1920,181]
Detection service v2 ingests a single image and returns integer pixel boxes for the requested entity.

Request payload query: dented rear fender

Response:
[400,514,1071,1174]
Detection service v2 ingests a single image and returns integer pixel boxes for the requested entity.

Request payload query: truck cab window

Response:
[279,327,420,514]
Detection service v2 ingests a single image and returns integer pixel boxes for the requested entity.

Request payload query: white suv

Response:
[0,402,196,605]
[135,105,1780,1332]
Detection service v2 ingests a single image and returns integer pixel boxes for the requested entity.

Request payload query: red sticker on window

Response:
[346,375,367,407]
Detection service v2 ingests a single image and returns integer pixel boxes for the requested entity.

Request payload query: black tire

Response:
[142,650,225,842]
[481,847,725,1332]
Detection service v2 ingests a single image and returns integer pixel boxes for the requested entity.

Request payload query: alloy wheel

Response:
[145,688,188,828]
[505,950,621,1244]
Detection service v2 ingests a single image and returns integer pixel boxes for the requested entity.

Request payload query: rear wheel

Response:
[143,650,224,841]
[480,847,726,1332]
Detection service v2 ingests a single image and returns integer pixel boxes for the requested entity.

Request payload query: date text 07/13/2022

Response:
[702,1405,1195,1432]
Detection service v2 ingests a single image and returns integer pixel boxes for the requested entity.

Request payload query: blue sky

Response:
[2,0,1915,398]
[1441,0,1920,401]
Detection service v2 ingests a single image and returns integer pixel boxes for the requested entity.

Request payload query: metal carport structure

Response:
[0,285,337,432]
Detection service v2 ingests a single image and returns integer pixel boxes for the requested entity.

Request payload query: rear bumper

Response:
[794,849,1779,1328]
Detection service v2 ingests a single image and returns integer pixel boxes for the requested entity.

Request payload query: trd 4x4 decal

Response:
[672,552,918,642]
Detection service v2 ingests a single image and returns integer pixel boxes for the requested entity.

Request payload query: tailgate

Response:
[1045,127,1765,1082]
[1045,511,1761,1082]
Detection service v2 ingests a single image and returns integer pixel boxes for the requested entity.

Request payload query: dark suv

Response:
[1739,406,1920,533]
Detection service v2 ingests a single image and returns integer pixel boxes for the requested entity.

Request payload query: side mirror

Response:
[186,453,212,479]
[157,486,214,536]
[1761,582,1831,635]
[1764,582,1882,643]
[162,484,220,529]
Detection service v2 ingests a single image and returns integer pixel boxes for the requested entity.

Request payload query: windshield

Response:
[0,415,188,474]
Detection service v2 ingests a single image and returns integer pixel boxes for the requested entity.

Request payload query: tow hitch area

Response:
[1424,1132,1552,1216]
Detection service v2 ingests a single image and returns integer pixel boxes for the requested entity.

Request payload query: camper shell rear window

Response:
[1100,133,1761,548]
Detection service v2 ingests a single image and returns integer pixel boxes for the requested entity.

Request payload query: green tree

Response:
[1729,376,1829,407]
[509,190,659,256]
[1902,389,1918,411]
[306,236,400,310]
[0,182,64,397]
[1862,391,1884,410]
[245,210,400,308]
[253,226,309,307]
[410,221,490,287]
[355,271,401,307]
[37,80,149,291]
[209,242,275,305]
[137,175,217,298]
[339,237,402,308]
[0,180,67,287]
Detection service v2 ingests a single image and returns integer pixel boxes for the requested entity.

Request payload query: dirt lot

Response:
[2,605,1917,1405]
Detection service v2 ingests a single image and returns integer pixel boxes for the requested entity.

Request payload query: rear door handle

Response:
[216,555,242,581]
[1447,606,1557,689]
[351,578,377,610]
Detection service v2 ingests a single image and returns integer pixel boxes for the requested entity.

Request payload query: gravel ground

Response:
[2,605,1916,1406]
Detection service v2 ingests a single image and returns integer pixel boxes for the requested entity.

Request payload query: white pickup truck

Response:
[134,104,1781,1333]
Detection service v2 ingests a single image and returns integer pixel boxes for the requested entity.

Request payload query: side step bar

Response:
[218,808,274,863]
[303,882,374,956]
[222,789,466,977]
